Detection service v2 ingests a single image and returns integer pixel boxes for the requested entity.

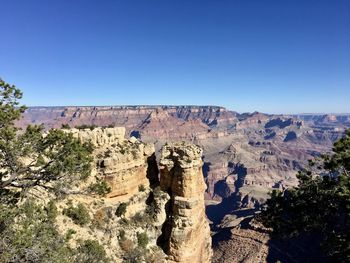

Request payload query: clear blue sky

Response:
[1,0,349,114]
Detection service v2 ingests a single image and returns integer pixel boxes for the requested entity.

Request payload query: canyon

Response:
[19,106,350,262]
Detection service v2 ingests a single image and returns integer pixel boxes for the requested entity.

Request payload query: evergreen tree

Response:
[0,78,107,262]
[0,78,93,199]
[259,130,350,262]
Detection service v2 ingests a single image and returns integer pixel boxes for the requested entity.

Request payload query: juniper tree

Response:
[259,130,350,261]
[0,78,93,199]
[0,79,105,263]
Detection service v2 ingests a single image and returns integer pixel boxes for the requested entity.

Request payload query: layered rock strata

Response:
[159,142,212,263]
[69,127,158,198]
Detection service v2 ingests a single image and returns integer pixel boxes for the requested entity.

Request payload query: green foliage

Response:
[119,238,134,254]
[91,208,112,229]
[153,186,169,200]
[0,200,74,263]
[61,123,71,129]
[0,79,106,262]
[89,179,112,196]
[138,184,146,192]
[75,124,97,130]
[115,202,128,217]
[131,212,145,225]
[0,200,109,263]
[46,200,58,222]
[65,229,77,241]
[119,217,130,225]
[119,229,126,240]
[0,78,94,198]
[0,78,26,131]
[63,203,91,226]
[324,129,350,173]
[137,231,149,249]
[122,248,143,262]
[76,239,110,263]
[259,129,350,261]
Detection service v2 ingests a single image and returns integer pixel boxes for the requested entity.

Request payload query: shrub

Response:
[92,209,109,229]
[103,149,112,158]
[120,148,126,154]
[119,238,134,253]
[0,201,113,262]
[145,204,157,222]
[137,231,148,249]
[0,200,74,263]
[122,248,143,262]
[119,229,126,240]
[131,149,139,159]
[63,203,90,226]
[89,179,111,196]
[138,184,146,192]
[76,239,109,263]
[119,217,129,225]
[65,229,76,240]
[115,202,127,217]
[131,212,145,225]
[153,186,168,199]
[75,125,97,130]
[46,200,58,222]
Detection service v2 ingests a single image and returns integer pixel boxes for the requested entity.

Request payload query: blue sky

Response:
[1,0,349,114]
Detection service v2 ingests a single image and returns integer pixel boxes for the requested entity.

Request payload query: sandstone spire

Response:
[159,142,212,263]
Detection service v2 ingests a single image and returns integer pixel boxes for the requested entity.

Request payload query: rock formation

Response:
[69,127,158,198]
[159,142,212,263]
[69,126,126,146]
[212,218,327,263]
[56,128,213,262]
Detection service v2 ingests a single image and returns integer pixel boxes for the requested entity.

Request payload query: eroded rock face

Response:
[70,127,158,198]
[159,142,212,263]
[213,222,270,263]
[68,127,126,146]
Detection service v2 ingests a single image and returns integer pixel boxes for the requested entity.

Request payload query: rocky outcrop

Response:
[68,127,126,146]
[69,127,158,198]
[97,140,156,198]
[213,218,327,263]
[213,221,270,263]
[159,142,212,263]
